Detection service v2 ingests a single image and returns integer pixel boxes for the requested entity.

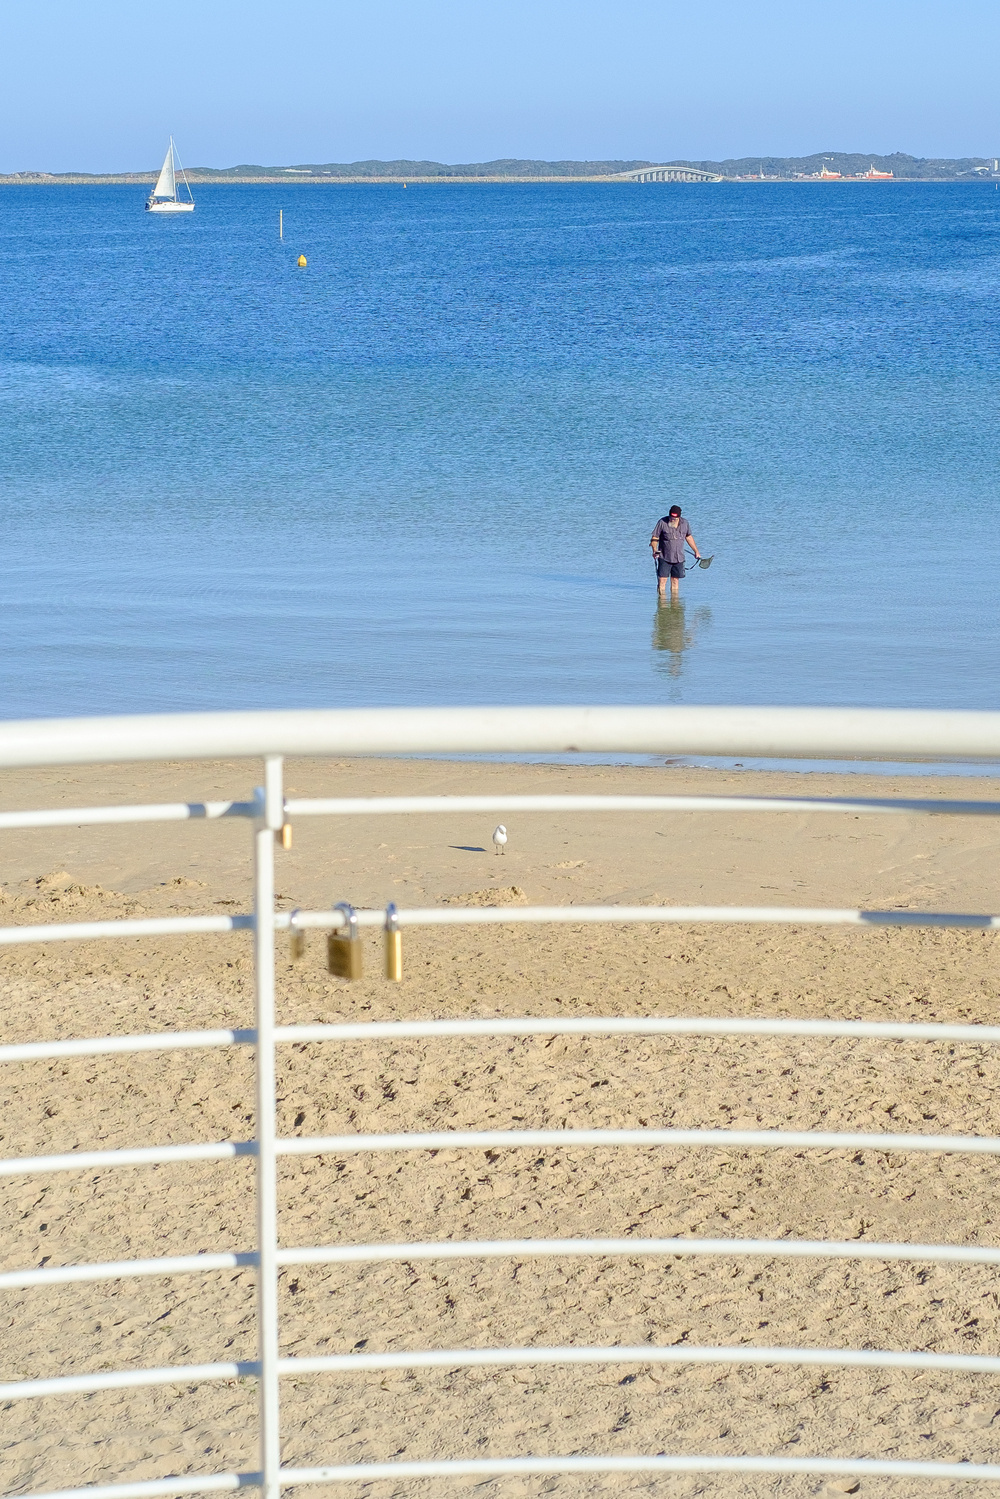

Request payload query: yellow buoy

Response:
[297,254,307,267]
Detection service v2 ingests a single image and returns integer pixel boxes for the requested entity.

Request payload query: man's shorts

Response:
[657,558,685,579]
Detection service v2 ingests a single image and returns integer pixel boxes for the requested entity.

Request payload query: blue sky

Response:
[2,0,998,172]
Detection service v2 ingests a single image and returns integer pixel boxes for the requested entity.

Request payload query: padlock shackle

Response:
[333,901,359,941]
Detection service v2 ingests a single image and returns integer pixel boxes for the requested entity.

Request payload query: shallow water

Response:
[1,182,998,723]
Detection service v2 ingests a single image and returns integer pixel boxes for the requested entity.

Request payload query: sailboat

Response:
[145,137,195,213]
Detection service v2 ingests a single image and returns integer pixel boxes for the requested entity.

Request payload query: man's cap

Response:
[668,505,682,516]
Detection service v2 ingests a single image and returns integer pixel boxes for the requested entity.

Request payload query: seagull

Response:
[493,824,507,856]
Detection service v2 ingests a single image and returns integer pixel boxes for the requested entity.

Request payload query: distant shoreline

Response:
[4,150,998,186]
[1,174,996,186]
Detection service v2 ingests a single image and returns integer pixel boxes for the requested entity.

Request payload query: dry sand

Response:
[4,754,1000,1499]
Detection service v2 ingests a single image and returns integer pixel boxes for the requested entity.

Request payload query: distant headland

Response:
[3,152,999,185]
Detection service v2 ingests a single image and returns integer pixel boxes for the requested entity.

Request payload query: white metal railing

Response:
[4,704,1000,1498]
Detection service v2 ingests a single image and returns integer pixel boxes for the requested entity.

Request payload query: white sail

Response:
[152,142,176,200]
[145,137,194,212]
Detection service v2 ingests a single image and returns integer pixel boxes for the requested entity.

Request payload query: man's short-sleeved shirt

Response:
[652,516,691,564]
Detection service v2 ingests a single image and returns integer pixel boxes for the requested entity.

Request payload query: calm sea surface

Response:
[1,182,999,745]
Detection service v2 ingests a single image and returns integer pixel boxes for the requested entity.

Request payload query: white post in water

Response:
[254,755,284,1499]
[279,209,283,241]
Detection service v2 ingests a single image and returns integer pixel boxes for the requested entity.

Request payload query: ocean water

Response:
[1,182,999,730]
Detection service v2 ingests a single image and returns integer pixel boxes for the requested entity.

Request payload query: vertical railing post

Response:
[254,755,284,1499]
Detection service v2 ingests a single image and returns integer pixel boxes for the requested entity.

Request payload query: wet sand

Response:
[4,754,1000,1499]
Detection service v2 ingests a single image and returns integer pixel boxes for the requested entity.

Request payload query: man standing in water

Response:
[650,505,701,597]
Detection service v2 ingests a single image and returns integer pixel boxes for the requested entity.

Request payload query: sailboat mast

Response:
[171,137,195,204]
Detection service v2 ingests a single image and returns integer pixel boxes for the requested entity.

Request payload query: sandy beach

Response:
[5,753,1000,1498]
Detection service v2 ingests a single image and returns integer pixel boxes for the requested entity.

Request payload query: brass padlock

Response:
[278,822,293,850]
[328,902,363,980]
[289,910,306,962]
[384,902,402,982]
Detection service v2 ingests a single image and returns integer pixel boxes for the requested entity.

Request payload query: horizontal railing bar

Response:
[285,792,1000,819]
[277,1126,1000,1158]
[0,801,255,831]
[286,904,1000,932]
[8,1120,1000,1178]
[18,1457,1000,1498]
[9,1013,1000,1068]
[281,1342,1000,1375]
[0,1028,256,1065]
[0,1251,256,1290]
[12,1231,1000,1291]
[18,1454,1000,1499]
[0,914,253,948]
[12,1476,257,1499]
[11,1339,1000,1402]
[0,1141,254,1178]
[28,785,999,843]
[3,903,997,951]
[276,1016,1000,1045]
[278,1234,1000,1270]
[0,1360,255,1401]
[4,704,1000,768]
[282,1455,1000,1483]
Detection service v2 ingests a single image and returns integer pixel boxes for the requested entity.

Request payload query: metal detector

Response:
[653,554,715,577]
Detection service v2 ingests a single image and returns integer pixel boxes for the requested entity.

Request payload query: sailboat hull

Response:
[145,199,195,213]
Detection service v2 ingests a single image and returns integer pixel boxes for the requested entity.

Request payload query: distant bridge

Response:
[614,164,723,183]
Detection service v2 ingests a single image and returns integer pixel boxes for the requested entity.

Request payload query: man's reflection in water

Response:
[652,598,711,694]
